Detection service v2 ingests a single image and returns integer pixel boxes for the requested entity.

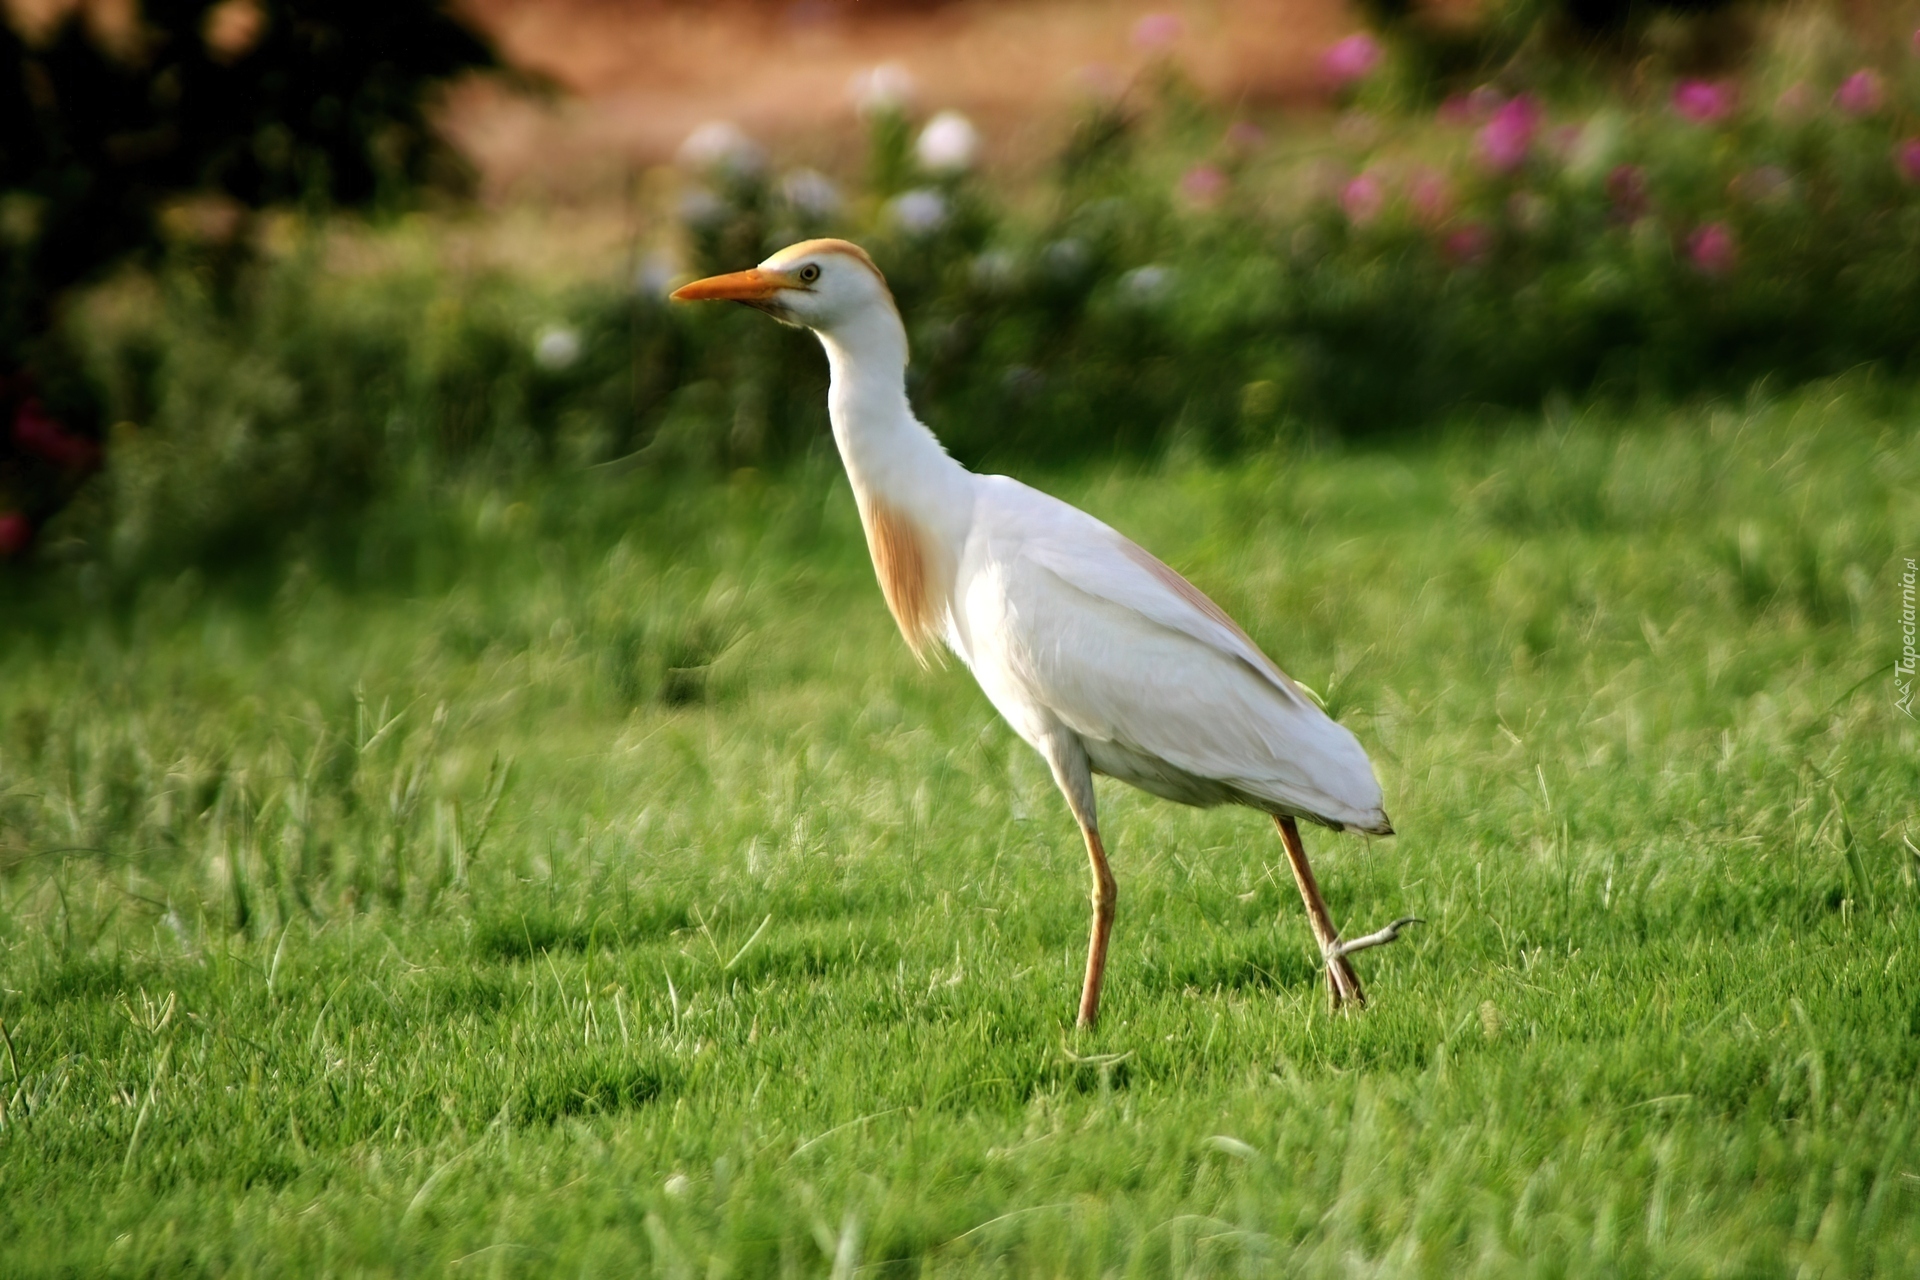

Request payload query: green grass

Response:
[2,380,1917,1277]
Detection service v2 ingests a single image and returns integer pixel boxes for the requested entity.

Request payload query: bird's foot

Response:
[1326,916,1423,960]
[1319,917,1420,1012]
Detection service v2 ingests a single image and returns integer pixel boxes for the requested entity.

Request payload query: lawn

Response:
[1,382,1916,1277]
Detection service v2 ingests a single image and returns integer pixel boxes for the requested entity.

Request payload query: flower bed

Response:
[14,24,1920,576]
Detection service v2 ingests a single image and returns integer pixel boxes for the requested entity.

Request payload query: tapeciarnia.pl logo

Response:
[1899,557,1917,718]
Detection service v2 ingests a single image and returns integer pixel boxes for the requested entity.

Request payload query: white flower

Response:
[915,110,980,174]
[780,168,842,219]
[970,249,1020,291]
[533,326,581,371]
[888,188,948,235]
[1120,264,1174,301]
[676,121,764,178]
[849,62,916,115]
[634,250,679,300]
[1041,237,1090,279]
[677,187,730,230]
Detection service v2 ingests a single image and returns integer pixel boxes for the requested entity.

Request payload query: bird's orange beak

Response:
[670,268,794,302]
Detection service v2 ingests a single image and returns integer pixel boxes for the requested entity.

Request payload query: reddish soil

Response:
[446,0,1362,199]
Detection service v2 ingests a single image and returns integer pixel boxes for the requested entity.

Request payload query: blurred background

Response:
[7,10,1920,1270]
[3,0,1920,588]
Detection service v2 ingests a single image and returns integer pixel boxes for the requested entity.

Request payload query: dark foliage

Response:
[0,1,494,552]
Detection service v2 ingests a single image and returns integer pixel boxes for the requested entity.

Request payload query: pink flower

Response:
[1896,137,1920,183]
[1672,79,1736,124]
[1476,95,1540,173]
[1605,164,1647,221]
[1688,223,1737,275]
[12,400,98,471]
[1443,222,1493,265]
[1132,12,1182,50]
[0,511,29,559]
[1833,70,1884,116]
[1321,33,1383,89]
[1178,164,1227,207]
[1224,120,1266,151]
[1341,173,1386,224]
[1408,167,1451,225]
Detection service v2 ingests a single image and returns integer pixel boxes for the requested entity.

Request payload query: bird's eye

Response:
[797,263,821,284]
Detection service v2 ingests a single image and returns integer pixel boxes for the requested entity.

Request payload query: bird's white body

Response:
[673,239,1403,1024]
[805,247,1389,837]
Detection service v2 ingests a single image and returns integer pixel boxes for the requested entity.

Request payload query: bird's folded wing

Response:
[1005,534,1384,825]
[1023,535,1317,711]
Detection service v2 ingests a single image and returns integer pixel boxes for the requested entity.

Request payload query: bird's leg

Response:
[1038,731,1115,1029]
[1077,822,1117,1029]
[1273,815,1365,1011]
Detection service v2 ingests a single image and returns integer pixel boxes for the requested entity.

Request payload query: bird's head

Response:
[670,239,894,334]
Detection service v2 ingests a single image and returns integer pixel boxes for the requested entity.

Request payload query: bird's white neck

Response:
[815,305,973,534]
[814,302,973,663]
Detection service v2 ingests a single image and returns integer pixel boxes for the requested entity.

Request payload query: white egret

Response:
[673,239,1415,1026]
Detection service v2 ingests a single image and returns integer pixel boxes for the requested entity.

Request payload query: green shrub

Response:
[0,0,495,561]
[16,46,1920,585]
